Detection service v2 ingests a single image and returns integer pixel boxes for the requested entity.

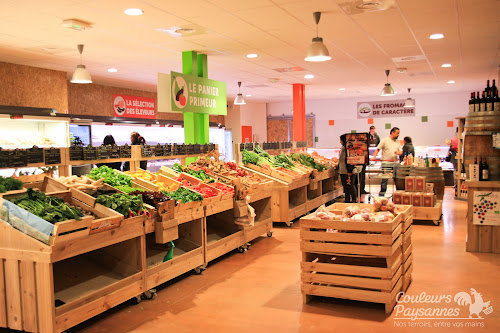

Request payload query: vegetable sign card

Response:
[473,191,500,226]
[345,133,369,166]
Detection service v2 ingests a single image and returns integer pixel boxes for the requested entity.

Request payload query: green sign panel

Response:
[170,71,227,115]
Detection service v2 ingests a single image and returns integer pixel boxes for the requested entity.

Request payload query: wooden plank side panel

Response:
[35,262,55,333]
[19,261,38,333]
[4,259,22,330]
[300,240,395,257]
[0,259,6,327]
[301,261,394,279]
[301,283,391,304]
[479,226,493,253]
[301,271,395,291]
[300,218,395,233]
[300,230,393,245]
[493,226,500,254]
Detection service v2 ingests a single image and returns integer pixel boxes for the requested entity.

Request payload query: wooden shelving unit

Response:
[455,117,467,200]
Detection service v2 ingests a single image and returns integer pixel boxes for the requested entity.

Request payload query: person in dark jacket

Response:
[359,125,380,194]
[339,134,357,203]
[96,135,122,170]
[400,136,415,161]
[122,132,148,171]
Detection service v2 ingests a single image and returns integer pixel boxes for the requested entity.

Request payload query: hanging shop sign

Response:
[170,71,227,115]
[357,99,415,119]
[473,191,500,226]
[113,94,156,119]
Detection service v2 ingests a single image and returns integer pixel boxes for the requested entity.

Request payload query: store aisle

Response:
[62,189,499,333]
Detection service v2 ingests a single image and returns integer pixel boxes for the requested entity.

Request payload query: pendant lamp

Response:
[305,12,331,62]
[404,88,415,107]
[380,69,394,96]
[71,44,92,84]
[234,81,246,105]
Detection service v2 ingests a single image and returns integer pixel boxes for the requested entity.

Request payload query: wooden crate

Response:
[155,218,179,244]
[24,176,69,195]
[413,200,443,225]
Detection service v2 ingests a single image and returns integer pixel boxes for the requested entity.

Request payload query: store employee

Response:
[371,127,402,196]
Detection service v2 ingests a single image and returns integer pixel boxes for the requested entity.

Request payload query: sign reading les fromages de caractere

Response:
[357,99,415,119]
[170,71,227,115]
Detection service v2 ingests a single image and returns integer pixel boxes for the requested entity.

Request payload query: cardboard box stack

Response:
[392,176,435,207]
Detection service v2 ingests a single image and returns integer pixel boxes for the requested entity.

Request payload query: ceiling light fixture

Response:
[304,74,315,79]
[441,63,452,68]
[404,88,415,108]
[447,80,455,84]
[71,44,92,84]
[108,68,118,73]
[339,88,346,91]
[305,12,331,62]
[246,53,258,58]
[380,69,395,96]
[429,33,444,39]
[245,94,252,97]
[124,8,143,16]
[234,82,246,105]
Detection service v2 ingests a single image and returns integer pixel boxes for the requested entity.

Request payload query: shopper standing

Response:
[96,135,122,170]
[371,127,402,196]
[123,132,148,171]
[400,136,415,162]
[359,125,380,194]
[339,135,357,203]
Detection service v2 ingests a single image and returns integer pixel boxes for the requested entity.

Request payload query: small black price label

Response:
[44,148,61,165]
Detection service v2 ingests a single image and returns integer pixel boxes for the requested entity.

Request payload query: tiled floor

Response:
[5,188,498,333]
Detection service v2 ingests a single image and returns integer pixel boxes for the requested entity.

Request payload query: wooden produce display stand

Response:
[300,203,413,313]
[413,200,443,226]
[455,117,467,200]
[465,181,500,253]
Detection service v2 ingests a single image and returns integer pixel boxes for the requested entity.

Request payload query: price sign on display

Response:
[113,94,156,119]
[343,132,369,166]
[473,191,500,225]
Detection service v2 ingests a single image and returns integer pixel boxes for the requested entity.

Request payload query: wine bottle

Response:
[475,91,480,112]
[492,79,498,96]
[425,154,429,167]
[461,163,466,179]
[483,158,489,181]
[486,90,493,111]
[486,80,491,95]
[494,89,500,112]
[469,92,475,112]
[479,157,484,181]
[480,91,487,112]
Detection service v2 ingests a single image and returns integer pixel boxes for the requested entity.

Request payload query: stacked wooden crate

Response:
[397,205,413,292]
[300,203,413,313]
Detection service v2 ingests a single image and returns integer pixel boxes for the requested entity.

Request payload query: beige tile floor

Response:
[3,188,499,333]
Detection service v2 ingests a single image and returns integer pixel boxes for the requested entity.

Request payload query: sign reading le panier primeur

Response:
[170,71,227,115]
[113,94,156,119]
[357,99,415,119]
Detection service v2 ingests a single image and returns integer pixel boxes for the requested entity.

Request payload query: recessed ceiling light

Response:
[108,68,118,73]
[304,74,315,79]
[246,53,258,58]
[245,94,252,97]
[447,80,455,84]
[338,88,346,91]
[429,33,444,39]
[124,8,143,16]
[441,63,452,68]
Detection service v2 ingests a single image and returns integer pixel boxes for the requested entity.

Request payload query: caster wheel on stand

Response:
[193,266,205,275]
[144,289,157,300]
[267,231,273,237]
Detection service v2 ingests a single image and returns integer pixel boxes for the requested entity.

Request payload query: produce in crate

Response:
[212,182,234,195]
[373,197,395,213]
[173,176,195,187]
[10,188,83,223]
[124,169,157,182]
[96,193,150,218]
[190,185,217,198]
[129,190,172,209]
[172,163,214,183]
[89,165,132,187]
[312,204,395,222]
[58,175,104,190]
[164,187,203,204]
[290,153,328,171]
[0,176,23,193]
[114,185,146,194]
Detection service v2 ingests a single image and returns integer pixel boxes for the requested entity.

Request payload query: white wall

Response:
[240,103,267,142]
[225,103,241,145]
[267,91,469,148]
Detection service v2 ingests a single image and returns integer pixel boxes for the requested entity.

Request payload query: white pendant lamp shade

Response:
[304,12,331,62]
[234,81,246,105]
[380,69,395,96]
[404,88,415,107]
[71,44,92,84]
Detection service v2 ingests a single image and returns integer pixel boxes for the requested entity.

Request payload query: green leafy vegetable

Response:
[164,187,203,204]
[115,185,146,194]
[290,153,328,171]
[89,165,132,187]
[0,176,23,193]
[96,193,148,218]
[172,163,214,183]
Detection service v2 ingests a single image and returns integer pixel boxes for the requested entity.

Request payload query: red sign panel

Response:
[113,94,156,119]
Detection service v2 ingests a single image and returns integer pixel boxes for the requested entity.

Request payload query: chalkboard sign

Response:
[109,145,121,159]
[154,144,164,157]
[27,146,44,164]
[194,144,201,154]
[44,148,61,165]
[0,149,9,168]
[69,146,84,161]
[9,149,28,167]
[141,145,153,157]
[83,146,97,161]
[186,144,194,155]
[244,142,253,151]
[120,145,131,158]
[263,142,272,150]
[97,145,111,160]
[164,144,172,156]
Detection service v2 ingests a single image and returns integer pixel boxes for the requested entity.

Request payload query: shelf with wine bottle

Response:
[468,79,500,113]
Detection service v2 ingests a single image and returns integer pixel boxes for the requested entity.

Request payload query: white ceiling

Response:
[0,0,499,102]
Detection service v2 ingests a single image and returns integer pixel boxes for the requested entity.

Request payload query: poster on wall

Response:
[357,99,415,119]
[113,94,156,119]
[170,71,227,115]
[472,191,500,225]
[344,132,369,165]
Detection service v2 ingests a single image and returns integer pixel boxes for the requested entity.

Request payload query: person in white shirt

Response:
[371,127,402,196]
